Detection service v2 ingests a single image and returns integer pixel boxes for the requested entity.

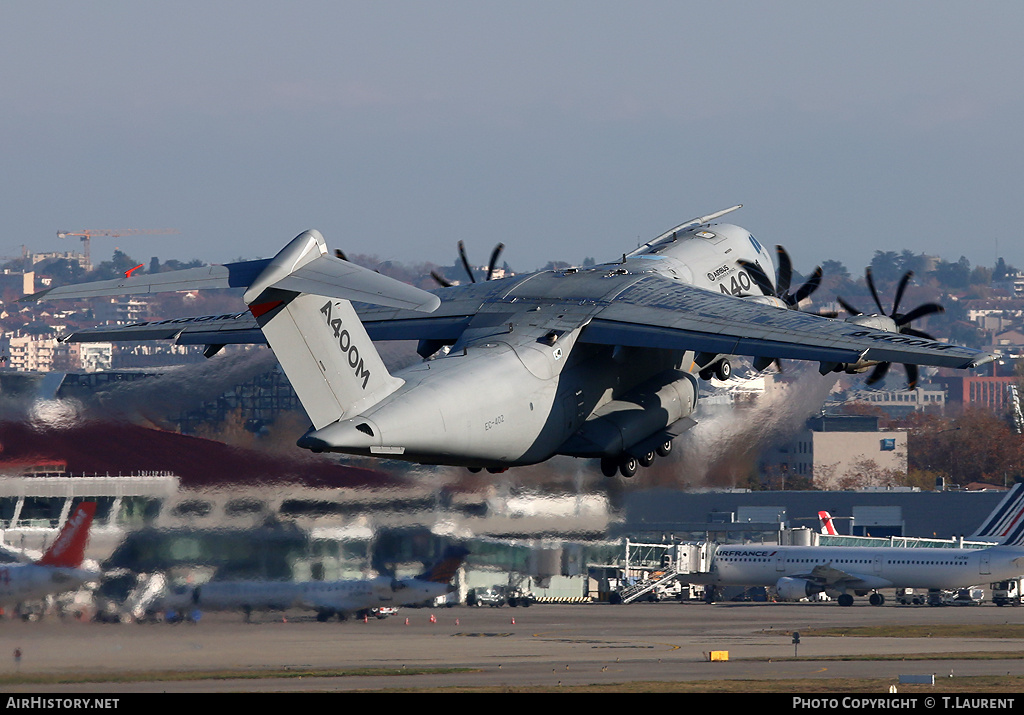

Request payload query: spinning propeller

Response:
[737,245,826,372]
[837,268,944,389]
[432,241,505,287]
[738,245,823,310]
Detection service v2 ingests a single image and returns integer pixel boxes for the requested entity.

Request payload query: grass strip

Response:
[0,666,477,687]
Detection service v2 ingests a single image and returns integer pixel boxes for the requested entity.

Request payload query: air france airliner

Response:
[708,486,1024,606]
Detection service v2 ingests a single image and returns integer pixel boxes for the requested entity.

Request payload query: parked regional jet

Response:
[27,206,995,477]
[0,502,99,611]
[708,486,1024,606]
[161,546,468,621]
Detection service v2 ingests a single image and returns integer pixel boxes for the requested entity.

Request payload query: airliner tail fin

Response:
[36,502,96,568]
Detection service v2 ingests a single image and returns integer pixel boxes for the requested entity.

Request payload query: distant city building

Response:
[761,414,907,489]
[993,271,1024,298]
[3,333,57,372]
[835,384,946,417]
[94,297,150,325]
[933,375,1020,412]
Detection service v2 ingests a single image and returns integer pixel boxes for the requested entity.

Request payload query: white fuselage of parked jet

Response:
[711,543,1024,595]
[165,575,449,617]
[0,563,98,607]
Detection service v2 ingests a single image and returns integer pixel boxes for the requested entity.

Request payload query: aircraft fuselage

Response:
[711,544,1024,593]
[300,223,775,468]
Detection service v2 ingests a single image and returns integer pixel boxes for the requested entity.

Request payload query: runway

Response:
[3,600,1024,692]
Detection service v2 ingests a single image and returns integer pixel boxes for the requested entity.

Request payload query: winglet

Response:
[35,502,96,568]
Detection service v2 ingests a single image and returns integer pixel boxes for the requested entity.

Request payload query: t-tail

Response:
[25,229,441,432]
[35,502,96,568]
[416,546,470,584]
[818,511,838,536]
[242,230,440,430]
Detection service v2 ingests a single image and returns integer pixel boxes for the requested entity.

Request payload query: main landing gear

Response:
[600,440,674,478]
[698,358,732,382]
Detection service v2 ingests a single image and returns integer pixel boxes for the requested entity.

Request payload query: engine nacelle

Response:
[557,370,698,457]
[775,576,824,601]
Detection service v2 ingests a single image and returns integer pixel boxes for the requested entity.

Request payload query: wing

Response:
[807,563,893,591]
[579,274,994,371]
[57,278,493,346]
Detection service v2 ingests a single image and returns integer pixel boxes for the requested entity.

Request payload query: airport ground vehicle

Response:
[991,579,1024,606]
[467,585,535,607]
[895,588,925,605]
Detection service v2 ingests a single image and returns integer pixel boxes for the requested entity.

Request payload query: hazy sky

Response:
[3,2,1023,279]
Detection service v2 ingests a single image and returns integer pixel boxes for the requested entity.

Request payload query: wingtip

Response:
[18,287,53,303]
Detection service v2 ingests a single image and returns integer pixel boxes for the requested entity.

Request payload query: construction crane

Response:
[56,228,179,270]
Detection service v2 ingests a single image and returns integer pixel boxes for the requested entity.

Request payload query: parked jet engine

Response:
[775,576,823,601]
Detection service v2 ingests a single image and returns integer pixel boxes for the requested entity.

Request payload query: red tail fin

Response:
[818,510,838,536]
[35,502,97,568]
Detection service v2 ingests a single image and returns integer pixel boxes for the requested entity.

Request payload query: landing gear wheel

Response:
[837,594,854,607]
[869,593,885,606]
[638,451,655,468]
[714,359,732,381]
[699,367,714,381]
[619,455,638,478]
[600,457,618,477]
[656,440,673,457]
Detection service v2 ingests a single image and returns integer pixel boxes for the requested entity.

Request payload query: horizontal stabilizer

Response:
[24,229,440,315]
[22,261,268,302]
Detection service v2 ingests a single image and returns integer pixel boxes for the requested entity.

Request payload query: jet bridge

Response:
[609,539,713,603]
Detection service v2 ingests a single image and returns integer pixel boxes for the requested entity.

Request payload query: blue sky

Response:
[3,1,1022,277]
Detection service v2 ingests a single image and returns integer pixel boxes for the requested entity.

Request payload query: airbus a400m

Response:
[30,205,994,477]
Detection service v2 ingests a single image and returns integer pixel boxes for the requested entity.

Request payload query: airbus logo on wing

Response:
[845,330,955,351]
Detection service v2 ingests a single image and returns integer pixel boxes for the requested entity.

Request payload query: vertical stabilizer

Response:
[251,294,403,429]
[416,546,470,584]
[36,502,96,568]
[970,484,1024,544]
[242,230,439,430]
[818,511,838,536]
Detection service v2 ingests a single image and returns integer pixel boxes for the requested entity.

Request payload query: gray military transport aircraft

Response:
[27,205,995,477]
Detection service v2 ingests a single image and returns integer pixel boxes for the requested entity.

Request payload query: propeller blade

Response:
[431,270,453,288]
[737,259,775,297]
[865,361,891,386]
[837,296,862,316]
[897,302,944,325]
[486,243,505,281]
[891,271,913,317]
[775,246,793,297]
[458,241,476,283]
[865,268,886,315]
[792,266,823,305]
[905,363,919,390]
[901,326,936,340]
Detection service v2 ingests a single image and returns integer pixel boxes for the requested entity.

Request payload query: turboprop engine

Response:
[775,576,824,601]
